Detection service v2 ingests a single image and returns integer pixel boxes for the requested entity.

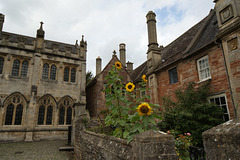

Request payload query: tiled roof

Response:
[131,61,147,83]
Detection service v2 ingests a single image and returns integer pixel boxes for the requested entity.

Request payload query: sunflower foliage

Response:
[103,61,161,143]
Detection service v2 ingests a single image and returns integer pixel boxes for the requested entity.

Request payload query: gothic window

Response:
[58,96,74,125]
[12,59,20,76]
[4,93,26,125]
[0,57,4,74]
[42,63,49,79]
[50,65,57,80]
[197,55,211,82]
[20,60,28,77]
[64,67,70,82]
[37,95,56,125]
[70,68,76,82]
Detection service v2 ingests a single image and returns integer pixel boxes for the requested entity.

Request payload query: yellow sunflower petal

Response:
[142,75,147,82]
[115,61,122,69]
[125,82,135,92]
[137,102,152,116]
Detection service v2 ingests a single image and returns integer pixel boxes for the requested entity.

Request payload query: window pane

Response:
[70,68,76,82]
[21,60,28,77]
[42,63,49,79]
[220,97,226,105]
[14,104,23,125]
[169,67,178,84]
[198,56,211,81]
[0,57,4,74]
[38,106,45,125]
[46,106,53,125]
[224,114,229,121]
[59,106,65,125]
[12,59,20,76]
[64,67,69,82]
[5,104,14,125]
[215,98,220,105]
[50,65,56,80]
[66,107,72,125]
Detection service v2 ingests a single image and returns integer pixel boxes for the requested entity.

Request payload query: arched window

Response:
[21,60,28,77]
[70,68,76,83]
[58,96,74,125]
[50,65,56,80]
[12,59,20,76]
[0,57,4,74]
[4,93,26,125]
[64,67,69,82]
[37,95,56,125]
[42,63,49,79]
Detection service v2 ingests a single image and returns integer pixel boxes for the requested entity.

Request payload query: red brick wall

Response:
[152,45,234,118]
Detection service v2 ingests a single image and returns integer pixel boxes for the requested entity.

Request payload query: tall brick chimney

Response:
[119,43,126,67]
[96,56,102,75]
[126,61,133,73]
[146,11,158,49]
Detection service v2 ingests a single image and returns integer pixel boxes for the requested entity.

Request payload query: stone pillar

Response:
[35,22,45,50]
[119,43,126,67]
[203,119,240,159]
[146,11,158,49]
[96,56,102,75]
[132,130,178,160]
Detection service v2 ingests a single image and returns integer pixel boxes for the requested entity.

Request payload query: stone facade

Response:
[0,14,87,142]
[75,116,178,160]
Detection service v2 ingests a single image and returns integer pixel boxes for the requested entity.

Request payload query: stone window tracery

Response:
[37,95,56,125]
[12,59,29,77]
[4,93,26,125]
[42,63,57,80]
[64,66,76,83]
[58,96,74,125]
[0,57,4,74]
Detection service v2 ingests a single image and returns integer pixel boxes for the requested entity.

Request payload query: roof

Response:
[131,61,147,83]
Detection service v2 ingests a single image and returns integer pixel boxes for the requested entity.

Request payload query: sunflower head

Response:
[137,102,152,116]
[125,82,135,92]
[115,61,122,69]
[142,75,147,82]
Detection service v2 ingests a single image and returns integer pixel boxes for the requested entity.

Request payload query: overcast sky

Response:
[0,0,215,75]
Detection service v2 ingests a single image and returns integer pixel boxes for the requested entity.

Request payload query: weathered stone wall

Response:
[202,119,240,159]
[74,117,178,160]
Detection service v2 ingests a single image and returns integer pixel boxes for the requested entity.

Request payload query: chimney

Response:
[0,13,5,31]
[126,61,133,73]
[146,11,158,49]
[36,22,45,50]
[96,56,102,75]
[119,43,126,67]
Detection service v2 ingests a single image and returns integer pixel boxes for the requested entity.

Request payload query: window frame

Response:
[63,66,77,83]
[169,67,178,85]
[197,55,211,82]
[11,59,29,77]
[208,93,230,122]
[42,62,58,81]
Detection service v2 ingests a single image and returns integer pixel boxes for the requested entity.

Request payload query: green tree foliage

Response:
[158,82,224,147]
[86,70,94,84]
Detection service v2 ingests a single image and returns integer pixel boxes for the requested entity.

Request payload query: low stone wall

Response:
[74,117,178,160]
[203,119,240,160]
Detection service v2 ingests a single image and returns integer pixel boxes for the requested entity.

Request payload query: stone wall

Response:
[74,117,178,160]
[202,119,240,159]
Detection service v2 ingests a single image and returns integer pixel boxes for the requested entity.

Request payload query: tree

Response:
[158,82,224,147]
[86,71,94,84]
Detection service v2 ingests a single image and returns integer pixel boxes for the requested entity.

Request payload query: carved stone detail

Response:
[220,5,234,24]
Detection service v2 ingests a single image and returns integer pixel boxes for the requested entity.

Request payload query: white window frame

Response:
[208,93,230,122]
[197,55,211,82]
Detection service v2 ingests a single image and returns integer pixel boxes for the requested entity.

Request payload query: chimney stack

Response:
[96,56,102,75]
[119,43,126,67]
[146,11,158,49]
[126,61,133,73]
[0,13,5,31]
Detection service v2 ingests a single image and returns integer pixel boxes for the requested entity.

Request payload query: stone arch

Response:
[57,95,74,125]
[37,94,57,125]
[2,92,28,125]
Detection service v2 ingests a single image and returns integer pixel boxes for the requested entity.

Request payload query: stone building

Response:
[140,0,240,121]
[0,14,87,141]
[86,44,132,118]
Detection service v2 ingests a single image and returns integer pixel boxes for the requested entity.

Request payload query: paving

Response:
[0,140,75,160]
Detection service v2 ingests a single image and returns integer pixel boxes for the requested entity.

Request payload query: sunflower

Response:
[137,102,152,116]
[125,82,135,92]
[115,61,122,69]
[142,75,147,82]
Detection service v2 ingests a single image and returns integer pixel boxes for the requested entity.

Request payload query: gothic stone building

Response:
[0,14,87,142]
